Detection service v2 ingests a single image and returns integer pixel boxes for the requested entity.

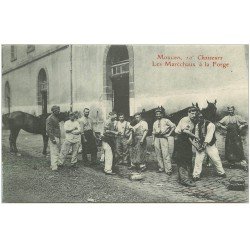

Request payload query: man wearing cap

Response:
[218,106,248,169]
[193,112,226,180]
[78,108,98,165]
[175,107,198,186]
[46,105,61,171]
[58,112,81,167]
[152,109,176,175]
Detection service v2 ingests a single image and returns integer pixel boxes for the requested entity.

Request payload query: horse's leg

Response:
[12,128,21,154]
[9,130,15,153]
[42,134,49,155]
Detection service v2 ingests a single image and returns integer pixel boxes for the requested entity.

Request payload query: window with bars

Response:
[27,45,35,53]
[111,60,129,76]
[10,45,17,61]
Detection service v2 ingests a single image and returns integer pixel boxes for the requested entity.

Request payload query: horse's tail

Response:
[2,113,10,130]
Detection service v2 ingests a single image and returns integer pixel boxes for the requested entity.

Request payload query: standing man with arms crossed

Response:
[152,109,176,175]
[46,105,61,171]
[59,112,82,167]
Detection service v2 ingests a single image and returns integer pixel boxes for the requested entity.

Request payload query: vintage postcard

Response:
[1,44,249,203]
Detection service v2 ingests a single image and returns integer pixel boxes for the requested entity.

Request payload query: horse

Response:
[201,100,217,122]
[3,111,69,156]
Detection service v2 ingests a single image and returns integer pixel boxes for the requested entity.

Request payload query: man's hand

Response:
[140,139,144,145]
[51,139,57,145]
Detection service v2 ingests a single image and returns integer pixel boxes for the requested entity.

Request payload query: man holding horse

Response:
[46,105,61,171]
[193,112,226,181]
[175,106,199,186]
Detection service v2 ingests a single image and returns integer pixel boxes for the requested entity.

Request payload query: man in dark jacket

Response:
[46,105,61,171]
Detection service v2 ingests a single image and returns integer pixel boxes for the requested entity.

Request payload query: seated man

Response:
[193,112,226,181]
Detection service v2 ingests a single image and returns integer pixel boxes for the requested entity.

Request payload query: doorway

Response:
[112,74,129,117]
[104,45,134,119]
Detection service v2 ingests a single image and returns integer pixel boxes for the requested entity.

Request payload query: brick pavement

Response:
[1,130,249,202]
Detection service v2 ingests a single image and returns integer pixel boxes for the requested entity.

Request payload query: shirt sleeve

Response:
[152,121,156,135]
[46,117,55,141]
[166,119,176,128]
[195,124,199,139]
[175,118,184,134]
[143,121,149,131]
[64,121,70,131]
[236,115,247,125]
[76,121,81,132]
[204,123,215,144]
[218,116,228,126]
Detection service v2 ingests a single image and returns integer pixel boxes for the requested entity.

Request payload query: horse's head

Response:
[58,111,70,122]
[202,99,217,122]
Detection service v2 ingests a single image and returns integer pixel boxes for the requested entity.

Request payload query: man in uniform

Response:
[46,105,61,171]
[152,109,176,175]
[115,113,131,165]
[193,112,226,180]
[58,112,82,167]
[78,108,98,165]
[175,107,199,186]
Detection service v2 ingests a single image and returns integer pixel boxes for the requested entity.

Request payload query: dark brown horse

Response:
[3,111,69,155]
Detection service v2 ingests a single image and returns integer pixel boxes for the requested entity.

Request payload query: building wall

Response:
[2,44,248,121]
[2,45,71,115]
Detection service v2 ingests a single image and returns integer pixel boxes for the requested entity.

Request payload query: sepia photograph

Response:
[1,44,249,203]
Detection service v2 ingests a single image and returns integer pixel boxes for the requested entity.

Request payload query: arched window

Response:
[5,82,11,113]
[37,68,48,114]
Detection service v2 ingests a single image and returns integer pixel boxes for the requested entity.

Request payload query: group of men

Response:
[46,106,97,171]
[46,104,248,187]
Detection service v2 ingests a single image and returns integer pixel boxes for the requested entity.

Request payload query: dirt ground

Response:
[1,130,249,203]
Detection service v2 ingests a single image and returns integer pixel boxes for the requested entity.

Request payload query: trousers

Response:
[193,144,225,178]
[102,141,114,173]
[49,137,61,170]
[116,136,129,163]
[154,137,172,173]
[59,140,81,165]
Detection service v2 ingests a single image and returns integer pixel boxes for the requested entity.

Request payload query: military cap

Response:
[51,105,60,112]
